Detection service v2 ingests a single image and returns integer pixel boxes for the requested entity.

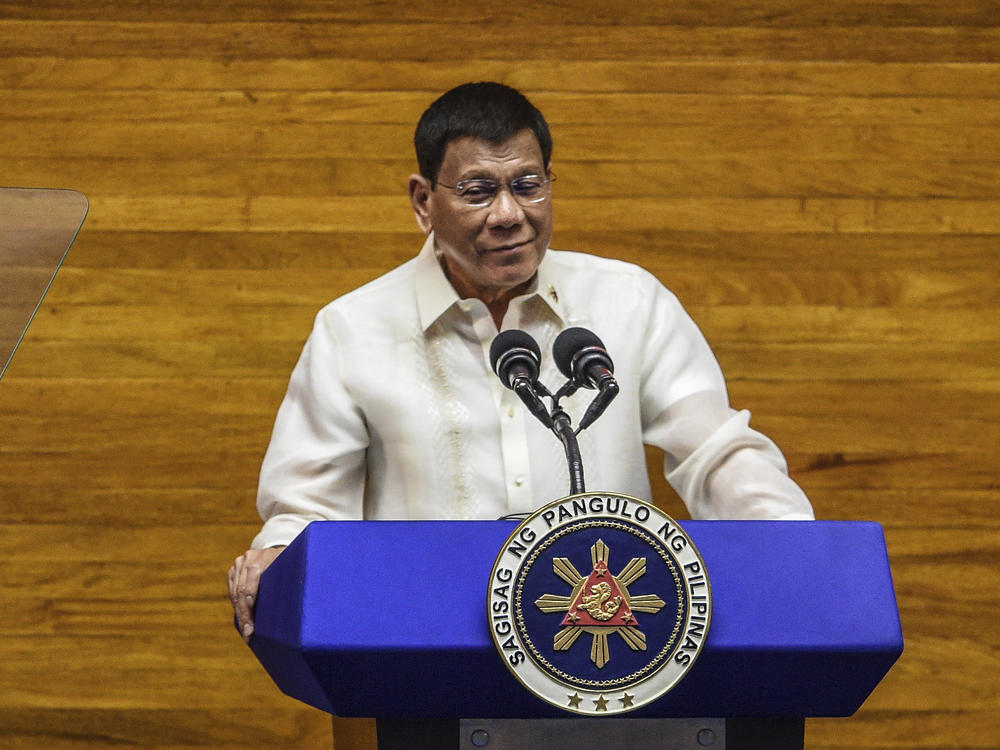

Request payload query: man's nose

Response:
[487,186,525,227]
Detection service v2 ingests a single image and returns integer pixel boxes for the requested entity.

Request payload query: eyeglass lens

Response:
[451,176,551,206]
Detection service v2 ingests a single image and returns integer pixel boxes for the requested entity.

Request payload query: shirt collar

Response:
[415,233,566,330]
[415,233,461,330]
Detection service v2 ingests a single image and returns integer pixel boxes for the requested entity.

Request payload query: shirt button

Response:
[507,407,516,418]
[514,476,525,487]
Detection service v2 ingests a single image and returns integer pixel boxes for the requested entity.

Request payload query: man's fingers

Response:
[227,557,242,602]
[228,547,284,644]
[234,563,260,641]
[227,555,256,642]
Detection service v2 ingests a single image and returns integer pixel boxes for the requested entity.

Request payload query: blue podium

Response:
[249,520,902,748]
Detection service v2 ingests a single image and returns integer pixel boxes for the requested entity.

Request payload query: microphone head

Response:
[490,329,542,387]
[553,327,614,387]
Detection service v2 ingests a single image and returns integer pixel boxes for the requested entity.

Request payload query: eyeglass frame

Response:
[434,172,557,208]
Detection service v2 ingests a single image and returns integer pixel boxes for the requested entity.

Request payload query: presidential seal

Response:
[488,493,711,716]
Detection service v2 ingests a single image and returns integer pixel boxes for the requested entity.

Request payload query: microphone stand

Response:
[550,404,585,495]
[549,383,586,495]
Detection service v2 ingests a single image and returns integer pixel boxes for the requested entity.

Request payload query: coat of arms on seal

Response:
[489,493,711,715]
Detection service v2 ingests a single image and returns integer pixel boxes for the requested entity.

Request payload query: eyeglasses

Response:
[436,173,556,208]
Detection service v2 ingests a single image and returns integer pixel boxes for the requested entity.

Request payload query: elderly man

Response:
[229,82,813,641]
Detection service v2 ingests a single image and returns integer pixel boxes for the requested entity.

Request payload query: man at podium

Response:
[228,82,814,642]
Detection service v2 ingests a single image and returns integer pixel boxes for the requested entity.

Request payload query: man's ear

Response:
[408,174,433,235]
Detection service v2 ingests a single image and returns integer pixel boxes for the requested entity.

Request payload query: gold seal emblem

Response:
[489,493,711,715]
[535,539,667,668]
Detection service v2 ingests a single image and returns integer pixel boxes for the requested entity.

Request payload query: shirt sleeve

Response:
[637,277,815,521]
[664,403,815,520]
[251,308,370,548]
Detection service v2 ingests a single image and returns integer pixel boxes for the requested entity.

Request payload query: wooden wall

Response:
[1,2,997,748]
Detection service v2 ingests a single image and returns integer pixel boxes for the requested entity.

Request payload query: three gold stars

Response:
[566,692,634,711]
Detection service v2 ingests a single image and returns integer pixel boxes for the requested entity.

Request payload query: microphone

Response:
[490,330,553,428]
[553,327,616,389]
[553,327,619,430]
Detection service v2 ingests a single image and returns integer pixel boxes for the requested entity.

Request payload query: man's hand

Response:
[228,546,286,643]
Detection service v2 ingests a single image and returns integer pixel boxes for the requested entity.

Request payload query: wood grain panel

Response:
[1,1,997,749]
[0,708,333,750]
[3,0,999,26]
[2,22,999,62]
[5,58,999,97]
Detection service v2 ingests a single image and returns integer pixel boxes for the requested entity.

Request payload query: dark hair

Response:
[414,82,552,185]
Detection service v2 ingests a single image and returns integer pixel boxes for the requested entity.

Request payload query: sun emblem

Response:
[489,493,712,715]
[534,538,666,668]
